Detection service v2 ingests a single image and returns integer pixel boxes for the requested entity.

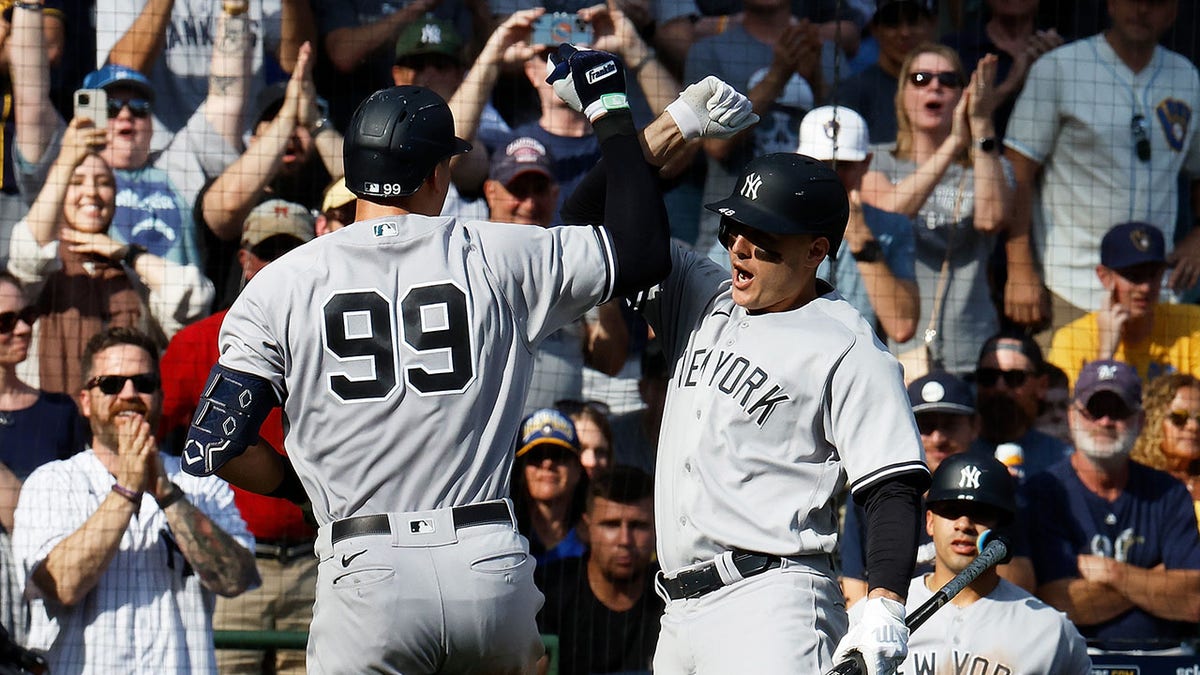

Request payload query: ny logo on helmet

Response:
[741,173,763,200]
[958,465,981,489]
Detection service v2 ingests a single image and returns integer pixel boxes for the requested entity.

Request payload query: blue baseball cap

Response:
[1075,360,1142,410]
[908,371,975,415]
[517,408,579,458]
[1100,222,1165,270]
[83,64,155,102]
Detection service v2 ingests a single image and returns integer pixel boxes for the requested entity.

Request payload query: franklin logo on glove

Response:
[586,60,616,84]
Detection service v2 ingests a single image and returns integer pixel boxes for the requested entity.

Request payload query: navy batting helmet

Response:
[705,153,850,253]
[343,86,472,200]
[926,453,1017,523]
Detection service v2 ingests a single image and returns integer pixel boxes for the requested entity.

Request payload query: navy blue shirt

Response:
[0,391,81,481]
[1022,458,1200,650]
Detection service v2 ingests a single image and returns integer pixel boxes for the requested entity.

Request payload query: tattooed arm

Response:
[206,5,253,152]
[156,482,259,597]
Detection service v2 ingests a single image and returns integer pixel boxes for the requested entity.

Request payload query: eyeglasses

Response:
[107,97,152,119]
[718,220,783,263]
[85,373,160,395]
[1168,409,1200,428]
[908,71,964,89]
[1075,398,1138,423]
[0,307,37,334]
[555,399,612,417]
[1131,115,1151,162]
[971,368,1033,389]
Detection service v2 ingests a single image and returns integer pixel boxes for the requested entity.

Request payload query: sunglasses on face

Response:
[523,445,578,466]
[107,97,152,119]
[1076,397,1137,423]
[85,373,160,395]
[0,307,37,334]
[915,413,968,436]
[718,221,784,263]
[1169,409,1200,428]
[908,71,964,89]
[971,367,1032,389]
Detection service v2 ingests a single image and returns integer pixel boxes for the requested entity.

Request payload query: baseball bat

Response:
[824,531,1011,675]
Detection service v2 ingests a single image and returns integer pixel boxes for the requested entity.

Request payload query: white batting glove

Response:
[832,597,909,675]
[665,75,759,141]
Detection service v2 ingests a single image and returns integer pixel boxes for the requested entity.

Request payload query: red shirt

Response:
[160,309,314,542]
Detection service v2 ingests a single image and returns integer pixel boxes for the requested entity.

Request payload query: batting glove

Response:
[545,44,630,122]
[832,597,909,675]
[665,75,759,141]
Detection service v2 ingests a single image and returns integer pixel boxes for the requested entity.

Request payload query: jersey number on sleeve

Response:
[323,283,475,402]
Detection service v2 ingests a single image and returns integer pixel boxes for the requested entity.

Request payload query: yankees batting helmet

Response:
[705,153,849,253]
[343,85,472,200]
[926,453,1017,523]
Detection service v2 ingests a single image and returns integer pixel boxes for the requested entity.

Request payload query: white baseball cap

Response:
[797,106,870,162]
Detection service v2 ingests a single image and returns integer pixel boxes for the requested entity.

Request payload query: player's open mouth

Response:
[950,539,977,555]
[732,266,753,290]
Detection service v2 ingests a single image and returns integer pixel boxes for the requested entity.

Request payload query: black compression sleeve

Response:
[560,158,606,225]
[587,111,671,298]
[266,459,308,506]
[857,470,929,597]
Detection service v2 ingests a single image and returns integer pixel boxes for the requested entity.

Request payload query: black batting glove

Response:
[545,43,631,122]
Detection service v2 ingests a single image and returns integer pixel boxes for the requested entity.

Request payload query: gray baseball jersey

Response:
[847,576,1092,675]
[218,213,614,524]
[640,245,927,572]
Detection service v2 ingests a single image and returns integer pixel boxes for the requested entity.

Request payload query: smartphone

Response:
[74,88,108,127]
[532,12,593,47]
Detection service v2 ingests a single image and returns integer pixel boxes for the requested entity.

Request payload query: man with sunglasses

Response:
[970,330,1071,482]
[10,326,258,674]
[854,453,1091,675]
[1049,222,1200,391]
[1022,358,1200,653]
[1004,0,1200,335]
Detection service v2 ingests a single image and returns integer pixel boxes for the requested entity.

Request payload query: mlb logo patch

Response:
[374,222,399,237]
[409,519,435,534]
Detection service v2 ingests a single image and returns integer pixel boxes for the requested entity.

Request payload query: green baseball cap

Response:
[395,16,463,64]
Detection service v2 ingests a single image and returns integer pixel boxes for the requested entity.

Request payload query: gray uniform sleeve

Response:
[636,243,728,366]
[216,271,288,396]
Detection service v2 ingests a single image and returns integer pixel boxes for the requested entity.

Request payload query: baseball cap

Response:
[908,371,975,415]
[1074,360,1142,410]
[395,15,463,64]
[797,106,870,162]
[83,64,154,101]
[1100,222,1166,270]
[321,177,356,213]
[242,199,316,250]
[516,408,580,458]
[490,137,555,186]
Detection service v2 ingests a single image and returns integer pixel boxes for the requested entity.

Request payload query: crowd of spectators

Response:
[0,0,1199,671]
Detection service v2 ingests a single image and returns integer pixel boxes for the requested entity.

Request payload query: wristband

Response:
[665,98,703,141]
[111,483,143,504]
[155,482,185,509]
[629,49,655,75]
[583,93,630,122]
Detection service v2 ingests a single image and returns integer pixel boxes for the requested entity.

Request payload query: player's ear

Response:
[805,236,830,267]
[925,509,935,537]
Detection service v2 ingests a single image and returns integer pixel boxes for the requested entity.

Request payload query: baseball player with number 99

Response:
[614,153,931,674]
[179,43,757,673]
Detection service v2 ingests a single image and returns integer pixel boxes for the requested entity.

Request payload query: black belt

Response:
[254,539,315,564]
[330,501,513,545]
[662,550,782,600]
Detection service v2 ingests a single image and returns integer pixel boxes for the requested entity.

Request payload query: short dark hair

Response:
[977,329,1045,372]
[587,465,653,512]
[81,326,160,383]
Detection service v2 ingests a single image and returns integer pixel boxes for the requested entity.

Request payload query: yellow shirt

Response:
[1048,303,1200,388]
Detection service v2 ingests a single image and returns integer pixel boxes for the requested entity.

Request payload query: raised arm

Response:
[24,120,105,247]
[582,3,682,116]
[1002,147,1047,327]
[276,0,317,73]
[845,194,919,343]
[966,55,1011,234]
[11,0,62,164]
[105,0,173,73]
[203,2,254,151]
[201,44,313,241]
[323,0,437,73]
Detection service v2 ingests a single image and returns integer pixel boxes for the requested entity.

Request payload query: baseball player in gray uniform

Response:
[595,153,930,674]
[178,45,757,673]
[851,453,1091,675]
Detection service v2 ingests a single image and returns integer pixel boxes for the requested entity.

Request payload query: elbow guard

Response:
[181,365,278,477]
